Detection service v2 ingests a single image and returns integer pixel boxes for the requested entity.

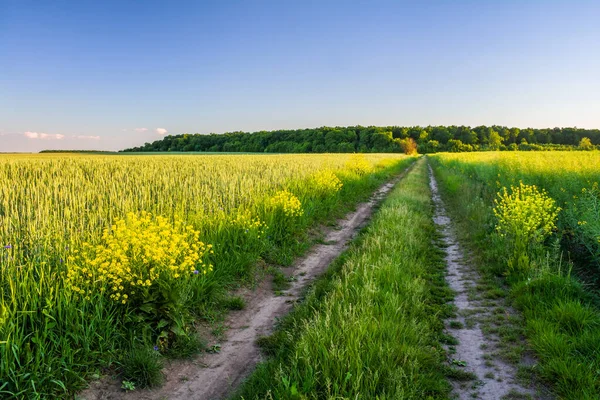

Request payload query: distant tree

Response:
[447,139,465,152]
[488,130,504,150]
[430,126,451,144]
[508,128,520,144]
[418,140,441,154]
[120,125,600,154]
[391,127,409,139]
[405,127,426,141]
[371,131,395,152]
[399,138,417,155]
[457,126,478,144]
[579,137,594,150]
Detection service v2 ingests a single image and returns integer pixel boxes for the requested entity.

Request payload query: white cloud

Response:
[74,135,101,140]
[156,128,168,135]
[24,131,39,139]
[23,131,65,140]
[134,128,148,133]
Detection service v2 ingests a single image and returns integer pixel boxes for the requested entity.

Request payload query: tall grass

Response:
[234,158,453,400]
[432,151,600,273]
[0,153,412,398]
[430,153,600,399]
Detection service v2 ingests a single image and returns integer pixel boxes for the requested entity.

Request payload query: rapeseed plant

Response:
[230,209,268,238]
[345,154,373,175]
[66,211,213,305]
[494,182,560,274]
[494,182,560,244]
[309,169,343,196]
[269,190,304,217]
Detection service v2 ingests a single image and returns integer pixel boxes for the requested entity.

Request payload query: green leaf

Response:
[157,319,169,329]
[170,325,186,337]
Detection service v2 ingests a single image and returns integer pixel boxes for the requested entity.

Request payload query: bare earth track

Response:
[428,164,544,400]
[81,163,414,400]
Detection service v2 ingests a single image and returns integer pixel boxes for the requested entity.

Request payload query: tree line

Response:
[121,125,600,153]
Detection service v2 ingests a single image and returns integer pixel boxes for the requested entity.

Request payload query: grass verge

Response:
[429,155,600,399]
[233,158,453,399]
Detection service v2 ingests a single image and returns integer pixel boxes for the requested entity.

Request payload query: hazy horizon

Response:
[2,1,599,152]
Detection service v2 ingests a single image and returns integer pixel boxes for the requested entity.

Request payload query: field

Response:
[2,151,600,400]
[430,151,600,398]
[235,151,600,399]
[431,151,600,274]
[0,153,411,398]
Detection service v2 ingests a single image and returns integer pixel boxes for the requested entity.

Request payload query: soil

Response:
[79,165,413,400]
[428,164,547,400]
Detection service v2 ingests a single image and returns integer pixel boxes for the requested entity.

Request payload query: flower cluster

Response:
[66,212,213,304]
[493,182,561,244]
[310,169,343,196]
[230,209,267,237]
[344,154,373,175]
[269,190,303,217]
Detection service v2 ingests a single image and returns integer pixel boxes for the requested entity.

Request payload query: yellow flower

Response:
[65,211,214,306]
[493,182,560,244]
[310,169,343,196]
[269,190,303,217]
[344,154,373,175]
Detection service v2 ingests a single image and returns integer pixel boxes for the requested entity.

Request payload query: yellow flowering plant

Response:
[344,154,373,176]
[266,190,305,246]
[493,182,561,273]
[309,169,343,197]
[66,211,213,345]
[227,209,268,252]
[230,209,268,237]
[269,190,303,217]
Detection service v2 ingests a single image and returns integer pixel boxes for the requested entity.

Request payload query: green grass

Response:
[0,155,416,399]
[121,346,164,389]
[233,158,453,399]
[430,154,600,399]
[221,296,247,311]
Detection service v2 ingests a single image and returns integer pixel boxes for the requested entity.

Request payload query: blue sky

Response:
[1,0,599,152]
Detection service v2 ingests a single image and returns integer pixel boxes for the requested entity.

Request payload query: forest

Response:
[122,125,600,153]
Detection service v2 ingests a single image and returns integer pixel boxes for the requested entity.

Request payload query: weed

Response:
[449,320,464,329]
[120,346,163,389]
[165,332,206,359]
[452,359,468,367]
[444,366,477,381]
[121,381,136,391]
[270,268,291,292]
[222,296,246,311]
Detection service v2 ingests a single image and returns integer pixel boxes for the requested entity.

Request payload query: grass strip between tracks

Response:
[234,157,454,400]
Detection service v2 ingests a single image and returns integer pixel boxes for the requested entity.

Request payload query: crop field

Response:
[0,153,411,398]
[235,152,600,399]
[2,151,600,400]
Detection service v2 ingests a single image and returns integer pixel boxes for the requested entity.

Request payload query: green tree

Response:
[579,137,594,150]
[488,130,503,150]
